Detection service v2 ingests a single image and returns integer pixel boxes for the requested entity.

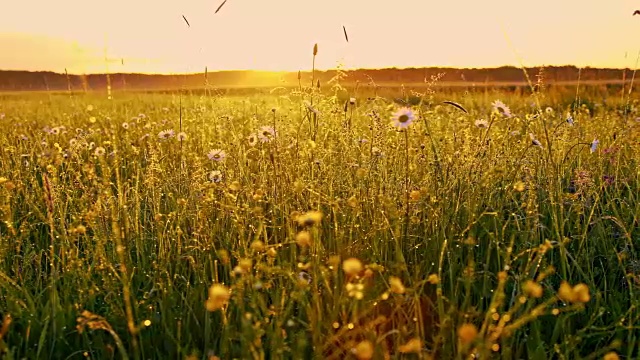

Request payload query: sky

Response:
[1,0,640,74]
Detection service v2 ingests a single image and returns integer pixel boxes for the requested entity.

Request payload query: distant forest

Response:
[0,66,636,92]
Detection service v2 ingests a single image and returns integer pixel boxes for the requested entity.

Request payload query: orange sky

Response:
[1,0,640,74]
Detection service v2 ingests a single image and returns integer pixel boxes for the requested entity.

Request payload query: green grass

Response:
[0,82,638,360]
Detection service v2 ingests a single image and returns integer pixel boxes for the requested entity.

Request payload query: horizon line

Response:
[0,63,637,77]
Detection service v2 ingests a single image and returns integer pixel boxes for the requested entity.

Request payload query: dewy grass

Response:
[0,82,638,359]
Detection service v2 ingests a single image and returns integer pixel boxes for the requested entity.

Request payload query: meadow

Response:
[0,77,639,360]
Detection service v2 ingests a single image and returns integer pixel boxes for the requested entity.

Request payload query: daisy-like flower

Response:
[492,100,512,118]
[258,126,277,143]
[529,133,542,147]
[349,97,356,105]
[590,139,599,153]
[207,149,226,162]
[122,122,129,130]
[177,132,187,141]
[49,127,61,135]
[247,134,258,147]
[94,147,106,156]
[158,129,175,140]
[391,107,415,129]
[474,119,489,128]
[208,170,223,183]
[545,107,554,115]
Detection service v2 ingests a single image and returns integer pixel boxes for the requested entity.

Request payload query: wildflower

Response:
[207,149,226,162]
[205,284,230,312]
[247,134,258,147]
[391,107,415,129]
[603,352,620,360]
[530,133,542,147]
[590,139,599,154]
[514,181,526,192]
[349,97,356,105]
[208,170,223,183]
[158,129,175,139]
[398,338,422,353]
[86,105,94,111]
[492,100,512,118]
[94,147,106,156]
[50,127,60,135]
[122,122,129,130]
[177,132,187,141]
[545,107,554,115]
[427,274,440,284]
[295,231,312,247]
[258,126,277,143]
[343,258,363,276]
[353,340,374,360]
[296,210,323,227]
[474,119,488,128]
[523,280,543,298]
[346,282,365,299]
[250,240,265,252]
[389,276,406,294]
[558,281,590,303]
[457,323,478,345]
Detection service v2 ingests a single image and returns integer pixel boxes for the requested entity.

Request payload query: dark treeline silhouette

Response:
[0,66,635,92]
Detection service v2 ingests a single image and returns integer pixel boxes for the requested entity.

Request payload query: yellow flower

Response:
[295,231,312,247]
[296,210,323,227]
[558,281,575,302]
[572,283,590,303]
[603,352,619,360]
[342,258,363,277]
[457,323,478,345]
[389,276,406,294]
[427,274,440,285]
[523,280,543,298]
[398,338,422,353]
[354,340,374,360]
[206,284,230,312]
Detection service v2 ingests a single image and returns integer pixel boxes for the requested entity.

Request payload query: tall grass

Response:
[0,81,638,359]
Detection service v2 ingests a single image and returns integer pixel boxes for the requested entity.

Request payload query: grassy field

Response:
[0,80,639,360]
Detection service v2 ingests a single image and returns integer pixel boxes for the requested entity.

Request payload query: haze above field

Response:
[2,0,640,74]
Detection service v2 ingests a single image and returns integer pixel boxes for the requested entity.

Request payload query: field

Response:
[0,78,639,360]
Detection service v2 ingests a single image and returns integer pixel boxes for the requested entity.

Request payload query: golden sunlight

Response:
[1,0,639,74]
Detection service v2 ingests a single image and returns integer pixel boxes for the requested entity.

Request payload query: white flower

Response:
[258,126,277,143]
[94,147,106,156]
[492,100,512,118]
[474,119,488,128]
[158,129,175,139]
[391,107,415,129]
[349,97,356,105]
[207,149,226,162]
[177,132,187,141]
[122,122,129,130]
